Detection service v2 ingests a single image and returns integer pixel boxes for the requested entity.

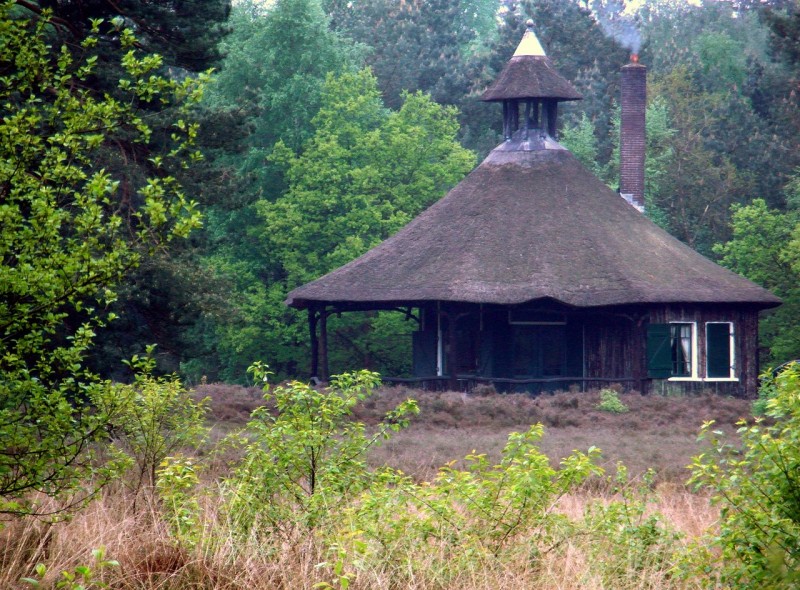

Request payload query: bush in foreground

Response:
[690,363,800,588]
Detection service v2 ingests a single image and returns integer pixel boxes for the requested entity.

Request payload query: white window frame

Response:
[705,322,738,382]
[668,321,699,381]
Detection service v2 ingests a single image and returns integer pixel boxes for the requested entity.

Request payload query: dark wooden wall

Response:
[647,304,761,398]
[409,302,761,397]
[583,313,637,381]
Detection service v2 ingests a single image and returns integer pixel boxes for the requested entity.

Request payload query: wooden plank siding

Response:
[646,304,761,398]
[583,313,637,384]
[402,302,761,397]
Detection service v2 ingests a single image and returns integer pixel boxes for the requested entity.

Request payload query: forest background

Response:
[19,0,800,385]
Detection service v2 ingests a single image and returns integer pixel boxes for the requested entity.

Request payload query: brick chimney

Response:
[620,54,646,212]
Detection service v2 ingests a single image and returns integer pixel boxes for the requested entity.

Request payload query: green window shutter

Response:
[647,324,672,378]
[707,323,732,378]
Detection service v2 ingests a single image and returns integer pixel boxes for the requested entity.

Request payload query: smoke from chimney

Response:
[596,7,641,54]
[620,55,646,213]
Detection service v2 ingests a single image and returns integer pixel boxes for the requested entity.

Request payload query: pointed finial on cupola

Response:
[481,19,581,143]
[514,19,547,57]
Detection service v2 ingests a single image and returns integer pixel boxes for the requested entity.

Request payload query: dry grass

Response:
[1,484,714,589]
[1,384,745,589]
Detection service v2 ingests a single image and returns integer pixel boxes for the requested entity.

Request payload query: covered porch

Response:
[305,300,647,395]
[304,299,763,397]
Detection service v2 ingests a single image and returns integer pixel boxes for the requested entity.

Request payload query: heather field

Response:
[200,382,750,482]
[2,382,763,590]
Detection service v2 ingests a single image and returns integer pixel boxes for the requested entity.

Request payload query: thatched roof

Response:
[481,22,582,103]
[285,138,780,310]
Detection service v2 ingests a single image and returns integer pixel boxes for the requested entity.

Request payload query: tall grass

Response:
[2,482,715,589]
[3,385,746,589]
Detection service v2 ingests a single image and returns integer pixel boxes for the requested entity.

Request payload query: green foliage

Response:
[225,367,419,535]
[202,69,474,381]
[0,5,204,512]
[752,370,780,417]
[689,363,800,588]
[29,0,230,73]
[714,199,800,364]
[340,425,602,579]
[156,456,202,546]
[559,113,602,176]
[596,389,630,414]
[264,70,475,286]
[21,547,119,589]
[110,348,209,492]
[208,0,362,155]
[694,31,747,88]
[640,0,796,236]
[324,0,477,110]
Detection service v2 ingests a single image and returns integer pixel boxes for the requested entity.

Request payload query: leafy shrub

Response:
[156,456,202,546]
[597,389,630,414]
[340,425,602,582]
[21,547,119,589]
[753,362,798,416]
[110,348,209,493]
[224,367,419,537]
[689,363,800,588]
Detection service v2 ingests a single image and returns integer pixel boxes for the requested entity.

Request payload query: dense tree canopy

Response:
[34,0,230,72]
[715,199,800,365]
[196,70,475,381]
[0,3,204,510]
[16,0,800,380]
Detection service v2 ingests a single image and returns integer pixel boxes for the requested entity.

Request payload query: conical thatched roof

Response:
[481,21,582,102]
[285,138,780,310]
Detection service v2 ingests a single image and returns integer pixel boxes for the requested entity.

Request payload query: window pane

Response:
[670,323,692,377]
[707,323,732,378]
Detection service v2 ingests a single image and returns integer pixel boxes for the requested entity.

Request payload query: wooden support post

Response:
[633,315,648,394]
[446,311,459,392]
[309,308,319,379]
[320,308,329,382]
[510,100,519,135]
[523,100,532,139]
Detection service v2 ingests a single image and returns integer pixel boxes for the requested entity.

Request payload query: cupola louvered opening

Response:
[480,20,581,141]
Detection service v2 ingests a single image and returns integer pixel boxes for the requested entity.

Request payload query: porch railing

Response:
[381,375,640,393]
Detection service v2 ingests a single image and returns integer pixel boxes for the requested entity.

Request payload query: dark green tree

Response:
[33,0,230,72]
[639,0,797,212]
[325,0,482,110]
[0,6,204,511]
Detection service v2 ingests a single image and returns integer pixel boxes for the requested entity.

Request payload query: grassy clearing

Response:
[2,384,753,589]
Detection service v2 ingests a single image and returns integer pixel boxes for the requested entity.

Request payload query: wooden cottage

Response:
[286,22,780,397]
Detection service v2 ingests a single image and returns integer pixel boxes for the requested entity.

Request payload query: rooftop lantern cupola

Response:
[481,19,582,145]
